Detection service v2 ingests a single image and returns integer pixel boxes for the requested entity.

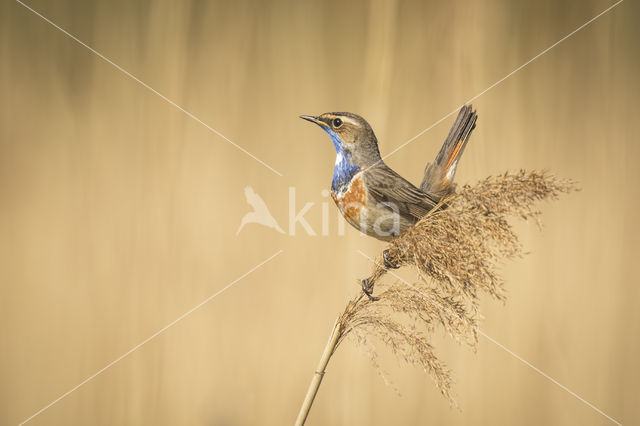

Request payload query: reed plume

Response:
[295,170,576,425]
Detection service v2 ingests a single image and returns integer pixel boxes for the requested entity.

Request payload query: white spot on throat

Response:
[335,152,343,165]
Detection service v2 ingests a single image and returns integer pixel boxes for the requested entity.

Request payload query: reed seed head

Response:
[334,170,577,402]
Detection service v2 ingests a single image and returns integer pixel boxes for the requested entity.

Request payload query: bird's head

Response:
[300,112,381,167]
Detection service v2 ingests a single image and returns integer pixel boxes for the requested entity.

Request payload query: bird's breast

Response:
[331,172,368,227]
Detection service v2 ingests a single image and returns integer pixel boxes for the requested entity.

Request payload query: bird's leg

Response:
[361,278,379,301]
[383,249,400,269]
[360,249,402,301]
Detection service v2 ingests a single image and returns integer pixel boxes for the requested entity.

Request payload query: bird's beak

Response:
[299,115,329,128]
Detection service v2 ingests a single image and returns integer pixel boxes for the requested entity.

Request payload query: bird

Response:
[301,105,477,297]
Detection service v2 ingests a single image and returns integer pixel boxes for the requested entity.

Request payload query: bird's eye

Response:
[332,118,343,128]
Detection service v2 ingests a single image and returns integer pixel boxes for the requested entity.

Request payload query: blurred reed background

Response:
[1,0,638,424]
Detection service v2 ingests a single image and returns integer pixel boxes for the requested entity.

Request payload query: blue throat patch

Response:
[322,127,360,193]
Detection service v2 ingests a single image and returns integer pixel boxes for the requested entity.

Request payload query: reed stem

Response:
[294,318,342,426]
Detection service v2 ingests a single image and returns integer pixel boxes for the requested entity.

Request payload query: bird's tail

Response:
[420,105,477,197]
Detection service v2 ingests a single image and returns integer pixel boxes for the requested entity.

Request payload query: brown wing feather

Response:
[363,165,438,222]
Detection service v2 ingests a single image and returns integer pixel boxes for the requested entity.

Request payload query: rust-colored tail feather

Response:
[420,105,477,197]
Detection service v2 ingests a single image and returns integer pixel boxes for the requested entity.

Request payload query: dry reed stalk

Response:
[295,170,576,425]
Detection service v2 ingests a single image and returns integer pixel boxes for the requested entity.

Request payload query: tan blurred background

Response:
[1,0,639,424]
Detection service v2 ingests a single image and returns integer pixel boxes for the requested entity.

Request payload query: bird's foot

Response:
[383,249,400,269]
[361,279,379,301]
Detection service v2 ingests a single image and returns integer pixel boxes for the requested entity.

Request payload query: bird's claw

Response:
[361,279,379,301]
[360,250,400,301]
[383,249,400,269]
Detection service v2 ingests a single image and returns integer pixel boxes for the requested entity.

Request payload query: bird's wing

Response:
[363,165,439,221]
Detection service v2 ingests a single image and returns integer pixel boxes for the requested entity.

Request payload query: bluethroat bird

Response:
[301,106,477,297]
